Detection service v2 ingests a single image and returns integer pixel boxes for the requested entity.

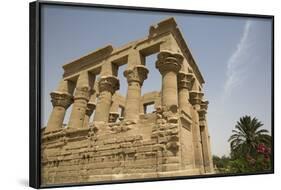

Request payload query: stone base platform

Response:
[41,111,208,185]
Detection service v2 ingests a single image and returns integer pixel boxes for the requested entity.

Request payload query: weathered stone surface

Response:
[42,17,213,185]
[124,65,149,122]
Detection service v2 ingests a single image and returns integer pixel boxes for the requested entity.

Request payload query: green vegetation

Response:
[213,115,272,174]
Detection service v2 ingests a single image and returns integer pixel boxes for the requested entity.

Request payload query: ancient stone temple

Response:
[41,17,213,185]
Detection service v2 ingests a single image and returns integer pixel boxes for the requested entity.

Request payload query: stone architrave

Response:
[190,90,205,171]
[124,65,148,122]
[94,75,119,123]
[177,71,194,112]
[45,79,73,132]
[156,50,183,109]
[68,71,91,129]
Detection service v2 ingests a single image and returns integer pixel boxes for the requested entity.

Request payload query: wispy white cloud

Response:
[223,20,253,100]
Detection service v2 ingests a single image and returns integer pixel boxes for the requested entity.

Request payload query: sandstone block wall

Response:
[42,17,213,186]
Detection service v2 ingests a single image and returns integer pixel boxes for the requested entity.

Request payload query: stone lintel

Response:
[172,28,204,84]
[62,18,204,86]
[149,17,177,38]
[63,45,113,77]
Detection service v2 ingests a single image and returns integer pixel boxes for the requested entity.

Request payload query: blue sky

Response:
[41,4,272,156]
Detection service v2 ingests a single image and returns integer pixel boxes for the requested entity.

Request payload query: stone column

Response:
[82,90,96,128]
[93,75,119,123]
[45,79,74,132]
[109,100,118,123]
[68,71,90,129]
[156,50,183,109]
[124,65,148,122]
[109,94,120,123]
[198,100,214,173]
[177,71,194,112]
[190,91,205,172]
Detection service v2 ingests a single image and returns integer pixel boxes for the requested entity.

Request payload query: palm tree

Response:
[228,115,271,158]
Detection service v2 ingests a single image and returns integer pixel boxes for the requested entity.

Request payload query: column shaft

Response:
[46,106,66,131]
[190,91,204,171]
[94,90,112,122]
[162,71,178,107]
[191,109,204,171]
[68,95,88,128]
[68,71,90,128]
[124,65,148,121]
[200,125,212,172]
[177,72,194,112]
[156,50,183,109]
[208,134,214,171]
[82,89,97,128]
[83,112,90,128]
[198,100,213,173]
[125,81,141,121]
[83,103,96,128]
[178,88,189,109]
[110,100,119,113]
[93,75,119,123]
[45,79,73,132]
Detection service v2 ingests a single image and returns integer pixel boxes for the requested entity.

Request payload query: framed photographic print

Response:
[29,0,274,188]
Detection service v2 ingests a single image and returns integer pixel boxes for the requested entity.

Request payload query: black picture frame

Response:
[29,1,274,188]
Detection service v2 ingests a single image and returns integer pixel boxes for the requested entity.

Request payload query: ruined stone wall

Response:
[179,117,195,170]
[41,127,160,184]
[42,17,214,186]
[42,108,200,185]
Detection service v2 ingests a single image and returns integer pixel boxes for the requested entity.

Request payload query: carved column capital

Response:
[73,87,90,101]
[189,91,204,106]
[108,112,119,123]
[98,75,120,94]
[50,91,73,109]
[85,102,96,116]
[124,65,149,86]
[156,50,183,75]
[198,100,209,121]
[200,100,209,110]
[177,71,195,90]
[198,109,207,121]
